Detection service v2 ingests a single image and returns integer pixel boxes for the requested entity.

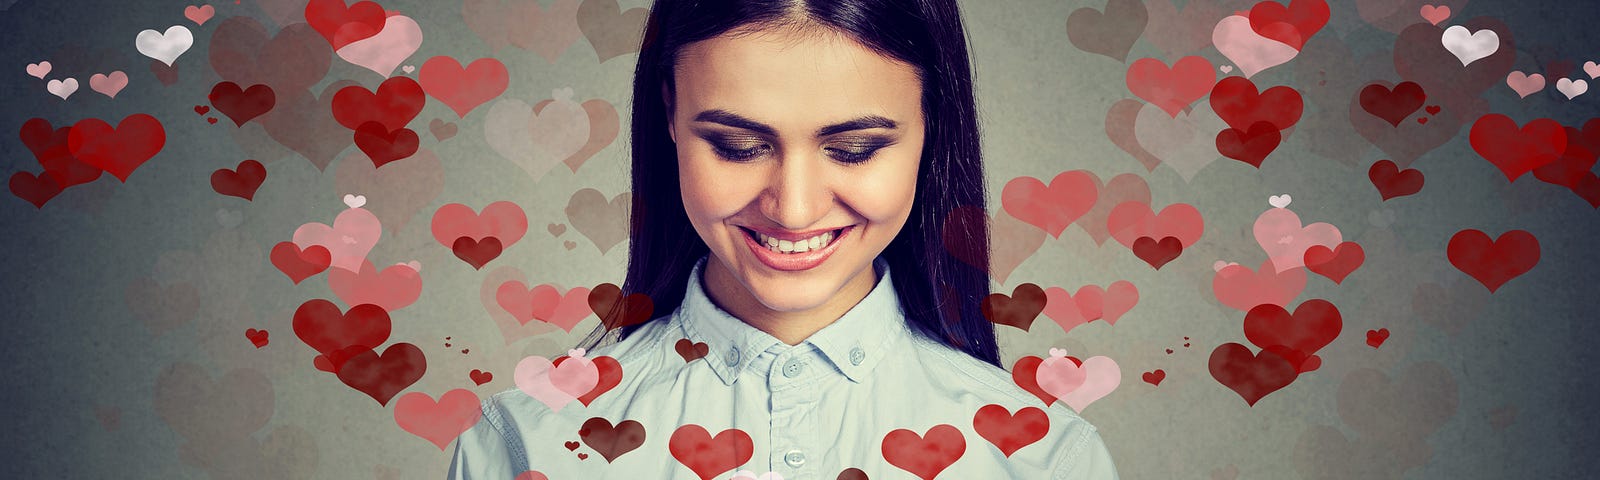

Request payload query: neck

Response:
[701,258,878,346]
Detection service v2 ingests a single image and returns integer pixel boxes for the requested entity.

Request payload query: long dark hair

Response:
[576,0,998,368]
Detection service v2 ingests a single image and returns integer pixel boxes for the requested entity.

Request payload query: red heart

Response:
[211,159,267,200]
[1367,159,1424,200]
[1366,328,1390,348]
[314,344,373,373]
[1358,81,1426,127]
[1573,173,1600,208]
[417,56,509,118]
[1303,241,1365,284]
[332,76,426,132]
[587,283,655,331]
[1447,229,1540,293]
[1209,342,1298,406]
[1211,76,1304,131]
[304,0,387,49]
[1010,356,1057,406]
[1469,114,1566,182]
[999,170,1099,238]
[1242,299,1343,374]
[194,105,210,115]
[1533,120,1600,188]
[1125,56,1216,118]
[451,236,503,269]
[579,417,646,463]
[9,171,64,209]
[67,114,167,182]
[20,118,101,188]
[564,440,579,451]
[469,369,492,385]
[270,241,332,284]
[553,354,622,406]
[667,424,752,480]
[1216,120,1282,167]
[675,338,709,362]
[291,299,392,359]
[337,342,426,406]
[1131,235,1183,269]
[208,82,277,127]
[1425,105,1441,115]
[354,122,420,167]
[1142,369,1165,386]
[980,283,1046,331]
[245,328,269,348]
[882,424,966,480]
[972,404,1048,458]
[1246,0,1329,50]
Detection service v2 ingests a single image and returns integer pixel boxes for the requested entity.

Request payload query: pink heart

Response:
[513,355,597,412]
[430,201,529,249]
[1041,281,1139,334]
[1106,201,1205,249]
[393,389,482,451]
[89,71,129,98]
[1035,355,1089,402]
[1418,5,1450,26]
[26,61,51,79]
[1506,71,1546,99]
[1253,207,1342,273]
[1059,356,1121,413]
[1212,15,1298,78]
[1000,170,1099,238]
[479,267,564,344]
[514,472,550,480]
[1585,61,1600,79]
[328,259,422,313]
[335,15,423,77]
[496,282,591,332]
[185,4,216,26]
[1212,259,1307,312]
[1075,173,1151,245]
[293,206,381,273]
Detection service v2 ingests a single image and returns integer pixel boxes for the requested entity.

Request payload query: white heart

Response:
[342,193,366,209]
[1269,194,1292,208]
[405,260,422,272]
[1440,25,1498,67]
[1220,65,1233,73]
[1048,347,1067,358]
[567,348,586,359]
[401,65,415,74]
[1585,61,1600,79]
[1556,78,1589,100]
[135,25,194,66]
[26,61,51,79]
[1212,260,1238,272]
[46,78,78,100]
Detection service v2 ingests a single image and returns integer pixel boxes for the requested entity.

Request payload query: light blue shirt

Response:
[448,253,1118,479]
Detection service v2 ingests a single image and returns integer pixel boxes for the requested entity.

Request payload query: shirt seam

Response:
[1053,420,1093,480]
[480,395,529,473]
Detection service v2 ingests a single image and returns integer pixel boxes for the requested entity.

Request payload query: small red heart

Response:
[245,328,269,348]
[1367,159,1425,201]
[1132,235,1183,269]
[564,441,580,451]
[1418,117,1428,124]
[1303,241,1366,284]
[1366,328,1390,348]
[210,159,267,200]
[451,236,503,270]
[674,338,709,362]
[1142,369,1165,385]
[270,242,331,284]
[980,283,1046,331]
[353,122,419,168]
[1165,348,1173,354]
[194,105,210,115]
[207,117,218,124]
[469,369,493,385]
[1425,105,1441,115]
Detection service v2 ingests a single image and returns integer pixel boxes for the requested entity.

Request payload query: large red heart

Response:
[1447,229,1540,293]
[1106,200,1204,249]
[1131,235,1183,269]
[553,354,621,406]
[972,404,1049,458]
[999,170,1099,238]
[67,114,166,182]
[304,0,387,50]
[1367,159,1424,200]
[1242,299,1343,373]
[980,283,1046,331]
[270,241,331,284]
[1209,342,1298,406]
[209,82,277,127]
[1210,75,1304,131]
[587,283,655,331]
[578,417,646,463]
[431,201,529,253]
[1246,0,1329,50]
[882,424,966,480]
[337,342,426,406]
[667,424,752,480]
[451,236,503,270]
[332,76,426,132]
[328,259,423,313]
[1358,81,1426,127]
[394,389,482,451]
[1216,120,1283,167]
[292,299,392,358]
[1303,241,1364,284]
[1125,55,1216,118]
[418,56,509,118]
[1469,114,1566,182]
[1533,120,1600,188]
[1212,259,1308,312]
[20,118,101,188]
[9,171,63,208]
[211,159,267,200]
[352,122,419,167]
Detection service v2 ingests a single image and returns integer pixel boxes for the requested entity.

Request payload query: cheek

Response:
[677,151,748,223]
[842,154,920,227]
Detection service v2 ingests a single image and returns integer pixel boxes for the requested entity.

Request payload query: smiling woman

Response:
[448,0,1118,478]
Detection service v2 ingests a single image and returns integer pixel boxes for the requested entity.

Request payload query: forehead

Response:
[673,26,922,130]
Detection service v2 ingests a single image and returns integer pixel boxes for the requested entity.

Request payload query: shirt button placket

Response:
[771,351,817,478]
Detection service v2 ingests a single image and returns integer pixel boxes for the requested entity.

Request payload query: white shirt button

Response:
[784,449,806,467]
[726,347,741,366]
[782,358,804,378]
[849,346,865,365]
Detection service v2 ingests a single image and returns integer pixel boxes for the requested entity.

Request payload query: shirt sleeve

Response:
[1054,424,1119,480]
[446,399,519,480]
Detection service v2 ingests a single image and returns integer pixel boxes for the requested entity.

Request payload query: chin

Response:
[741,271,839,312]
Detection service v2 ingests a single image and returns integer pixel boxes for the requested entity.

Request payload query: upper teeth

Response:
[757,229,835,253]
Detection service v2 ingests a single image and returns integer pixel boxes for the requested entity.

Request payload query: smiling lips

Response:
[739,225,854,271]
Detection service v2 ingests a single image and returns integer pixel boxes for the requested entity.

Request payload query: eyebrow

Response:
[691,109,898,138]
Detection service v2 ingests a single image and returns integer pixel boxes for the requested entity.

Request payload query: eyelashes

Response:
[708,139,888,164]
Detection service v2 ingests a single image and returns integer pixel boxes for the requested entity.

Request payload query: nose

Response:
[761,148,832,230]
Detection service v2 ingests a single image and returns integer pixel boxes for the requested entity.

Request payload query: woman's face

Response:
[668,25,925,317]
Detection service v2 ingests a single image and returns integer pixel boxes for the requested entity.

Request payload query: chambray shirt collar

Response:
[676,253,908,386]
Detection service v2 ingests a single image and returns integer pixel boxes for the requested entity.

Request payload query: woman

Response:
[449,0,1117,478]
